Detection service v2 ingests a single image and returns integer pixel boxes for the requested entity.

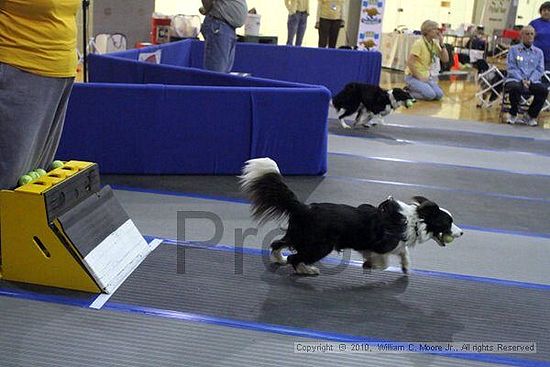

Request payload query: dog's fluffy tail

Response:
[240,158,304,223]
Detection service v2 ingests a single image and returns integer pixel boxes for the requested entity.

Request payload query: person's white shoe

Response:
[506,115,519,124]
[524,116,538,126]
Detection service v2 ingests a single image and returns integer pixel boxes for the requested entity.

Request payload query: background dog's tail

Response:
[240,158,304,223]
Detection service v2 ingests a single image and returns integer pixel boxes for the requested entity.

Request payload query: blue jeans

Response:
[287,12,308,46]
[404,75,444,100]
[200,15,237,73]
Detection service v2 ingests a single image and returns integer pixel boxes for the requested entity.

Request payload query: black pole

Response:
[82,0,90,82]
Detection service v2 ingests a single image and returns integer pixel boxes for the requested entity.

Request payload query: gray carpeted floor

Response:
[1,112,549,367]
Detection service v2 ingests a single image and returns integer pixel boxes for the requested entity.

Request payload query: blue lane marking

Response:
[111,184,249,204]
[113,175,550,206]
[460,225,550,240]
[0,286,546,367]
[144,236,550,291]
[112,186,550,240]
[328,151,550,178]
[0,287,94,307]
[103,302,549,367]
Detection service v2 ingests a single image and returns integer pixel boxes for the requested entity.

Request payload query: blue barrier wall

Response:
[58,40,380,175]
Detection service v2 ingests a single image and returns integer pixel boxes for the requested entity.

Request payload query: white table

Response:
[380,32,421,71]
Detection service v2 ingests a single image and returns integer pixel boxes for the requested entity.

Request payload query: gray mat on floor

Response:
[103,153,550,203]
[104,170,550,237]
[328,119,550,156]
[0,290,512,367]
[109,244,550,364]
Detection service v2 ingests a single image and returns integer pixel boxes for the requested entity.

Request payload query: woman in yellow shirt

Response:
[316,0,345,48]
[0,0,79,189]
[404,20,449,100]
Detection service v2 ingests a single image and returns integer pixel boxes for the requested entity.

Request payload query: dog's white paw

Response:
[339,119,351,129]
[295,263,320,275]
[270,249,288,265]
[361,121,374,128]
[369,116,384,126]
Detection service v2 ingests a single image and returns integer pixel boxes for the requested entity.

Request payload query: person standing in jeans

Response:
[200,0,248,73]
[316,0,345,48]
[285,0,309,46]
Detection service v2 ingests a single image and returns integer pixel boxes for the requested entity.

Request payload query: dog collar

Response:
[388,89,399,109]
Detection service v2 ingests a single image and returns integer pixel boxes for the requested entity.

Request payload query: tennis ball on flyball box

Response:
[51,160,64,169]
[27,171,40,180]
[35,168,47,176]
[442,234,454,244]
[18,175,33,186]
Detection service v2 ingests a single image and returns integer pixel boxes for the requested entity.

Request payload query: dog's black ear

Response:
[377,196,396,212]
[416,200,442,223]
[411,196,430,205]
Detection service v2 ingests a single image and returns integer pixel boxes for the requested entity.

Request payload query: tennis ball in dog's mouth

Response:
[406,100,414,108]
[442,234,454,244]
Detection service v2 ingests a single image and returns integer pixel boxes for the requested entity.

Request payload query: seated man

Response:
[505,25,548,126]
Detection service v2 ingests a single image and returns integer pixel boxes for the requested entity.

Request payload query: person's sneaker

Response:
[506,115,519,124]
[524,116,538,126]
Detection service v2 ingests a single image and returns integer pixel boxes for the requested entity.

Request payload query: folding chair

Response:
[490,28,520,59]
[475,65,505,108]
[541,71,550,112]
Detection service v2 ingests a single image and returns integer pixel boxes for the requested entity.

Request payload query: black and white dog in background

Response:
[240,158,463,276]
[332,83,415,129]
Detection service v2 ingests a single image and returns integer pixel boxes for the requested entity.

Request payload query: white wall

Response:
[156,1,542,46]
[516,0,541,26]
[155,0,323,47]
[381,0,475,33]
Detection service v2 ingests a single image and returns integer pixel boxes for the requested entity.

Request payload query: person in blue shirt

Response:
[529,1,550,70]
[505,25,547,126]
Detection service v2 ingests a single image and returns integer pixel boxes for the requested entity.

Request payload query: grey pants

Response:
[0,62,74,189]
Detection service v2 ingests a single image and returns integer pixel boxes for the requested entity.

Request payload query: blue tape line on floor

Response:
[0,286,546,367]
[144,236,550,292]
[113,185,550,239]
